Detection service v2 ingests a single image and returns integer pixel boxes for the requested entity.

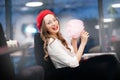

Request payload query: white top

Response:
[47,38,79,69]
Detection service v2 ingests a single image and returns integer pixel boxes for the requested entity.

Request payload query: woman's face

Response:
[43,14,59,35]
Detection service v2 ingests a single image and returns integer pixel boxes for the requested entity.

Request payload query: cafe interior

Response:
[0,0,120,80]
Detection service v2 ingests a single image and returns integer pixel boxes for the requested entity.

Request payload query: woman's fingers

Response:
[80,30,89,44]
[81,30,89,37]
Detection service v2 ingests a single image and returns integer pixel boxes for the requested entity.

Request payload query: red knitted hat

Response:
[36,9,55,31]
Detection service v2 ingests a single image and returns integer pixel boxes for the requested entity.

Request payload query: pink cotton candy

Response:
[66,19,85,38]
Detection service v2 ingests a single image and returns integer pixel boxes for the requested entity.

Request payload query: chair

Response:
[34,33,55,71]
[34,33,59,80]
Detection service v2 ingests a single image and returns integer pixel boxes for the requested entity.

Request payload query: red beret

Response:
[36,9,55,31]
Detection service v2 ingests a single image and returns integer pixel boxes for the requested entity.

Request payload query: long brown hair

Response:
[40,18,71,59]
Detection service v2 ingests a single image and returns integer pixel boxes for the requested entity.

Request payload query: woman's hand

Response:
[80,30,89,46]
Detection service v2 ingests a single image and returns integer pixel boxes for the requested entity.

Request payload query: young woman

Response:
[36,9,89,80]
[37,9,89,80]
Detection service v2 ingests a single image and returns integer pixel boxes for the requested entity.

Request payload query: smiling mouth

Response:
[52,26,58,30]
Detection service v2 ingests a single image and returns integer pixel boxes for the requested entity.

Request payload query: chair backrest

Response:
[34,33,55,72]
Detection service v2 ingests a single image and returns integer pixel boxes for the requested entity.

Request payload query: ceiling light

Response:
[25,2,43,7]
[111,3,120,8]
[103,18,114,22]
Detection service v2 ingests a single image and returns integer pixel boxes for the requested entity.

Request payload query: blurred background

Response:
[0,0,120,75]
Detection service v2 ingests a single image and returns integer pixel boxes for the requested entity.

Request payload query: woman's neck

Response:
[50,34,58,39]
